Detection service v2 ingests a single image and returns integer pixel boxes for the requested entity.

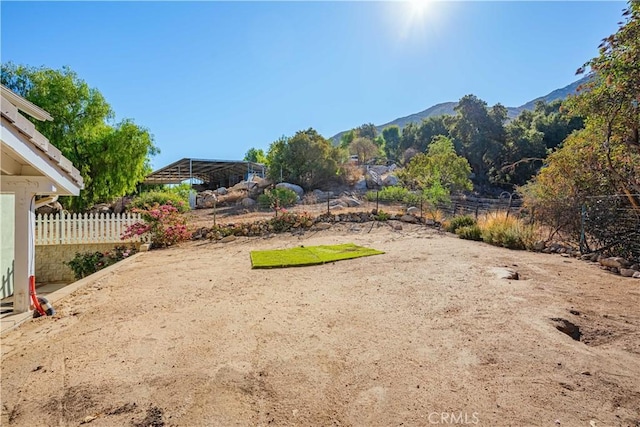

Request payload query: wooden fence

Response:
[35,212,144,245]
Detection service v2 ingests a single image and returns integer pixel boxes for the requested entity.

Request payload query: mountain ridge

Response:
[330,76,589,143]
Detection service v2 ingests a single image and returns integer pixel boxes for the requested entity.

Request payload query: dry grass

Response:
[477,211,538,250]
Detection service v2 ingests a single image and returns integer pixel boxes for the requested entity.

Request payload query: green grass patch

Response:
[250,243,384,269]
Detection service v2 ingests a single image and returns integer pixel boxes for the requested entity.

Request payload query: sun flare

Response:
[408,0,431,19]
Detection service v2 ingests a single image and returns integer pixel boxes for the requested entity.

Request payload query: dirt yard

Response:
[2,221,639,426]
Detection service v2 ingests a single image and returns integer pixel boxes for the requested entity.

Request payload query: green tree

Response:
[266,129,343,190]
[355,123,378,140]
[382,125,401,161]
[398,135,472,203]
[339,129,356,149]
[522,1,640,245]
[446,95,507,183]
[243,147,267,164]
[568,1,640,207]
[349,137,379,164]
[1,63,158,211]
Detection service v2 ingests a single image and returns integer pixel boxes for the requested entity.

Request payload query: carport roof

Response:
[144,158,266,185]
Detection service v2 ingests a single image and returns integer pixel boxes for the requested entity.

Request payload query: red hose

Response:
[29,275,46,316]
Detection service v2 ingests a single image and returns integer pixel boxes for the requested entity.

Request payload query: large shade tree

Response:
[1,63,158,211]
[266,129,344,190]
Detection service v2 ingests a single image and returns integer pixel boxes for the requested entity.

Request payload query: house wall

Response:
[36,242,141,283]
[1,193,15,299]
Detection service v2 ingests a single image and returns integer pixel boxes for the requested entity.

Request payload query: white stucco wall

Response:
[1,193,15,299]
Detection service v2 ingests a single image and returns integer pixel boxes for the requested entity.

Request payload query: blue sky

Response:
[1,1,626,169]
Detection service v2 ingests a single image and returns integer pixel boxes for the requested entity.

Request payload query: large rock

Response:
[406,206,420,216]
[369,165,389,175]
[197,191,218,208]
[216,187,228,195]
[36,201,63,215]
[339,197,361,208]
[365,170,382,189]
[113,197,132,214]
[533,240,547,252]
[400,214,418,224]
[354,178,368,191]
[599,257,630,269]
[315,222,332,230]
[312,189,334,202]
[633,272,640,279]
[382,175,399,187]
[276,182,304,198]
[241,197,256,208]
[620,268,637,278]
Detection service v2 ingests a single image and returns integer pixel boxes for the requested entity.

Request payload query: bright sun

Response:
[408,0,431,18]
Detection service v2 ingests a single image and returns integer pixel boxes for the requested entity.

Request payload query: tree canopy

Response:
[398,135,472,204]
[243,147,267,164]
[1,63,158,211]
[265,129,344,190]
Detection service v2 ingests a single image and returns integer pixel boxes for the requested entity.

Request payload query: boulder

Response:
[533,240,546,252]
[88,203,111,214]
[36,201,63,215]
[369,165,388,175]
[599,257,630,269]
[400,214,418,224]
[276,182,304,198]
[392,222,403,231]
[315,222,332,231]
[354,179,368,191]
[312,189,334,202]
[633,272,640,279]
[365,170,382,189]
[491,267,519,280]
[241,198,256,208]
[220,235,237,243]
[406,206,420,216]
[382,175,399,187]
[113,197,132,214]
[216,187,228,195]
[198,191,218,208]
[339,197,361,208]
[620,268,636,278]
[388,164,398,172]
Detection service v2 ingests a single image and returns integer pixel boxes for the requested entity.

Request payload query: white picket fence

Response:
[35,212,145,245]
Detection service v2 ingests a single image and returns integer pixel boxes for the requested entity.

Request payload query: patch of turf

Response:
[250,243,384,269]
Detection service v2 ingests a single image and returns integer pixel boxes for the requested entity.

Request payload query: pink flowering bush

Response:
[122,202,192,248]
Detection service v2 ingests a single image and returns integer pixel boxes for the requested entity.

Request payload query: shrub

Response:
[122,203,192,248]
[258,188,298,210]
[365,186,421,205]
[445,215,477,233]
[129,190,189,213]
[478,212,534,250]
[456,225,483,241]
[374,209,391,221]
[66,245,137,280]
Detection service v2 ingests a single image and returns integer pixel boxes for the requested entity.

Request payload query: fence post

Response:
[580,203,587,254]
[327,191,330,215]
[475,200,479,220]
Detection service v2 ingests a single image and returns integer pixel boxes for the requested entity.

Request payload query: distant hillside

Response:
[330,76,589,143]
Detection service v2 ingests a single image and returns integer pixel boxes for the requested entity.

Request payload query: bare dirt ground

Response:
[2,217,640,426]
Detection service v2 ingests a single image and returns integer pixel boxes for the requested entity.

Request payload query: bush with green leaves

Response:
[365,186,421,206]
[129,190,189,213]
[445,215,477,233]
[258,187,298,210]
[456,225,483,241]
[66,245,137,280]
